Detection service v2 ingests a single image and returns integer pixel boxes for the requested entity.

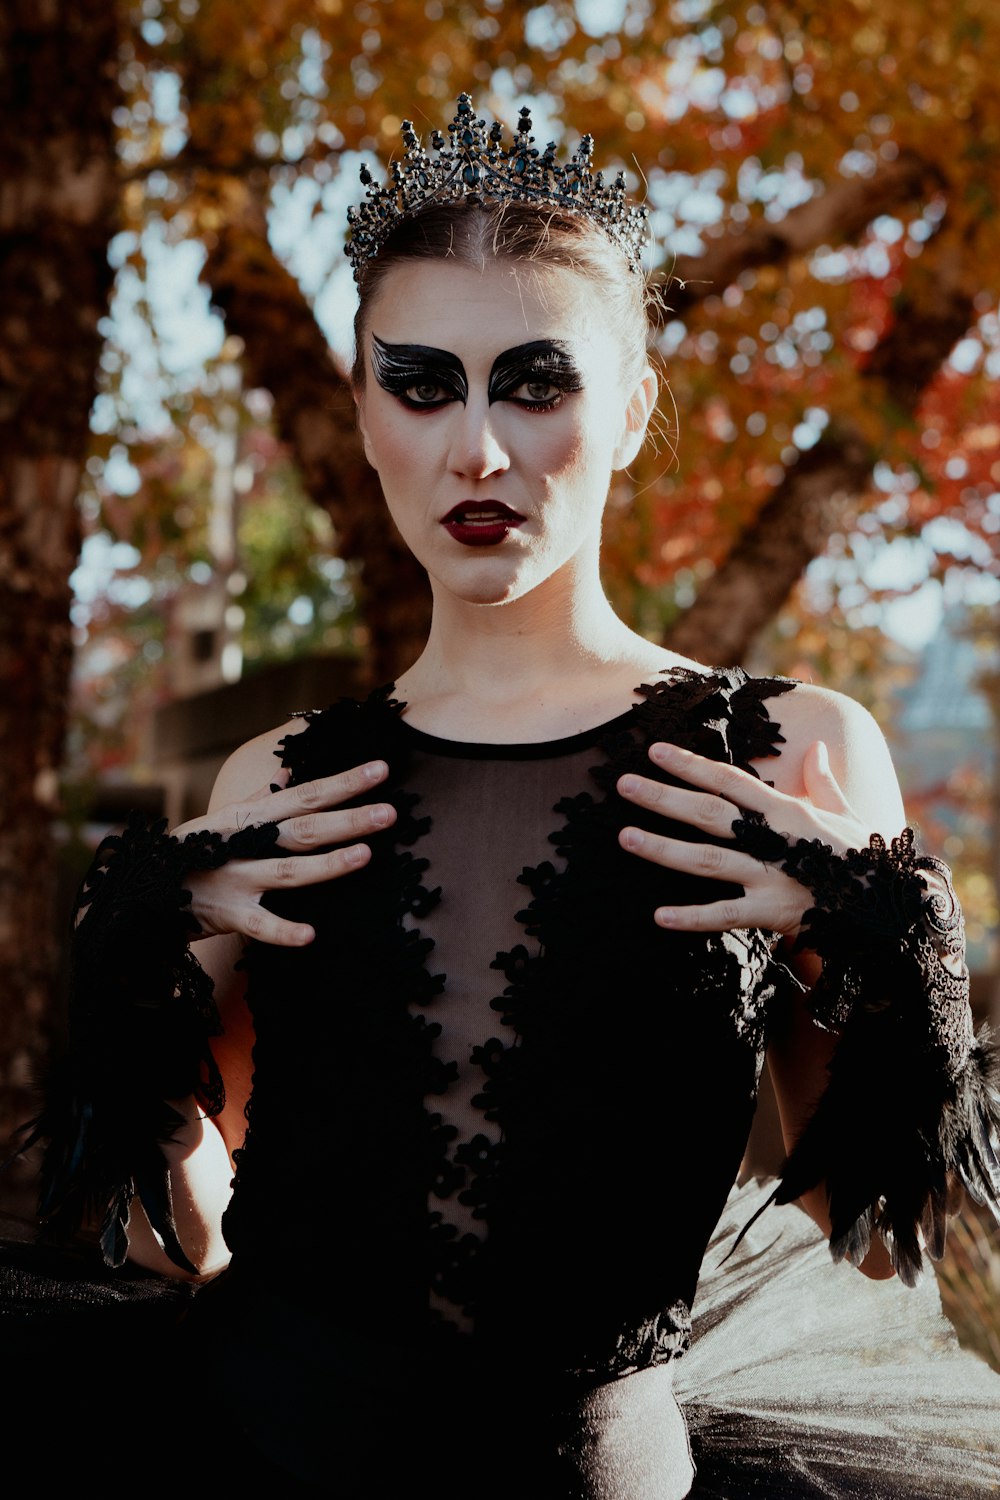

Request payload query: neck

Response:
[396,553,670,710]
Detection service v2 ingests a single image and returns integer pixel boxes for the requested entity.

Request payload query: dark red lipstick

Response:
[441,500,526,547]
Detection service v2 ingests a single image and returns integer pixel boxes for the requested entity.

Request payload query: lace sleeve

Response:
[26,812,279,1272]
[733,815,1000,1285]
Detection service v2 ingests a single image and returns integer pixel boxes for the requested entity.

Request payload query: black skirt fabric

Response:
[0,1213,195,1477]
[5,1182,998,1498]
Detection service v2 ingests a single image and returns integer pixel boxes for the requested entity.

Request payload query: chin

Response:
[429,558,534,607]
[449,579,523,607]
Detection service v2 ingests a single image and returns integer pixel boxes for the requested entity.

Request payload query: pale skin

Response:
[127,256,905,1281]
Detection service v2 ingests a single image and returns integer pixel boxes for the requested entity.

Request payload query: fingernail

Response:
[650,742,672,762]
[655,907,677,927]
[365,761,387,781]
[370,804,390,827]
[618,774,639,795]
[623,827,645,850]
[346,844,367,866]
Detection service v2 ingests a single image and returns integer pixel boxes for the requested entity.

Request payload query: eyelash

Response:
[394,377,570,412]
[398,383,455,410]
[508,379,565,411]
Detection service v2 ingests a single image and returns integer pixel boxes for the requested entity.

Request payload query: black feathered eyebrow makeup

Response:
[487,340,584,404]
[370,335,468,405]
[370,335,585,407]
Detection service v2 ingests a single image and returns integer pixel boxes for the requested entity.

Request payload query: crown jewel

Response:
[345,94,649,283]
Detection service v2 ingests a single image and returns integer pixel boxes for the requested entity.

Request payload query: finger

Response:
[246,766,291,803]
[253,841,373,890]
[802,740,853,816]
[277,801,395,852]
[652,891,805,933]
[236,906,317,947]
[617,773,738,839]
[646,742,794,819]
[241,760,389,826]
[651,897,756,933]
[619,826,763,884]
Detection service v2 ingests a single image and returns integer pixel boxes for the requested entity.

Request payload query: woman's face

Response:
[354,257,654,608]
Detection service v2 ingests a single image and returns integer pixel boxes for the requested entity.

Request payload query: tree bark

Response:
[667,248,976,664]
[202,212,432,687]
[0,1,120,1168]
[665,426,874,664]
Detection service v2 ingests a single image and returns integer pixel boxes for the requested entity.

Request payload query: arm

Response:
[123,730,291,1280]
[33,725,397,1277]
[615,686,998,1282]
[755,689,905,1280]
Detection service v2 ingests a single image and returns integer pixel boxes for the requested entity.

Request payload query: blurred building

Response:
[890,608,998,999]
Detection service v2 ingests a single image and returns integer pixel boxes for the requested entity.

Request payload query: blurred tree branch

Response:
[667,223,976,662]
[662,148,945,317]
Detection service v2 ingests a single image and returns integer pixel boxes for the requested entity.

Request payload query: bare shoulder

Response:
[208,716,306,812]
[758,679,905,832]
[764,680,891,767]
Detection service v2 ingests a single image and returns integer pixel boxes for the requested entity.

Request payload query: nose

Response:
[447,396,510,481]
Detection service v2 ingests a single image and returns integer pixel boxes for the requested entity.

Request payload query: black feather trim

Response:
[22,812,280,1270]
[731,815,1000,1282]
[774,1023,1000,1285]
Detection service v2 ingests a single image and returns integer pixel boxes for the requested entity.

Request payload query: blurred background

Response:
[1,0,997,1366]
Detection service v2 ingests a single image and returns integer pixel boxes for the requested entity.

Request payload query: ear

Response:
[353,386,379,472]
[612,364,658,471]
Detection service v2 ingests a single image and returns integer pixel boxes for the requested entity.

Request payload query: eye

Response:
[510,378,563,409]
[400,380,454,408]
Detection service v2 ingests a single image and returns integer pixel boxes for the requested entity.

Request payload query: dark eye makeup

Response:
[370,335,468,408]
[370,335,584,412]
[487,341,585,407]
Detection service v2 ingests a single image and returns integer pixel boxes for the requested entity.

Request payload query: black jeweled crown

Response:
[345,93,649,283]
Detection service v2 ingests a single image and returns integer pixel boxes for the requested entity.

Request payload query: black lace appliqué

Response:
[464,667,793,1377]
[731,813,1000,1285]
[228,690,485,1327]
[226,669,805,1381]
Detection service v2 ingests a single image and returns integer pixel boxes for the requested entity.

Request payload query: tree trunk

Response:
[667,238,976,664]
[0,1,120,1174]
[665,427,874,665]
[202,211,432,687]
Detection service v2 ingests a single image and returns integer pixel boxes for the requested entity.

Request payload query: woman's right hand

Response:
[174,758,396,947]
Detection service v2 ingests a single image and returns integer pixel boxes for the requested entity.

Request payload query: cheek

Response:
[524,407,595,483]
[379,426,417,478]
[363,404,432,484]
[536,429,585,484]
[536,402,617,495]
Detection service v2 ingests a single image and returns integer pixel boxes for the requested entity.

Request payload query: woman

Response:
[25,98,1000,1496]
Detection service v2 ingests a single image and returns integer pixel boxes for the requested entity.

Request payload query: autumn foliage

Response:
[2,0,999,1170]
[86,0,999,674]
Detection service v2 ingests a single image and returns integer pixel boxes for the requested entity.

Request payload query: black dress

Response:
[5,666,1000,1496]
[204,666,1000,1494]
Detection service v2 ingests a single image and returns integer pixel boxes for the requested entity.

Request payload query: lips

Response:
[441,500,526,547]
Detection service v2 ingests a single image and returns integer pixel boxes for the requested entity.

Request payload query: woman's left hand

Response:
[617,738,872,937]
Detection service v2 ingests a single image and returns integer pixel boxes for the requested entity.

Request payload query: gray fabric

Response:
[677,1178,1000,1496]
